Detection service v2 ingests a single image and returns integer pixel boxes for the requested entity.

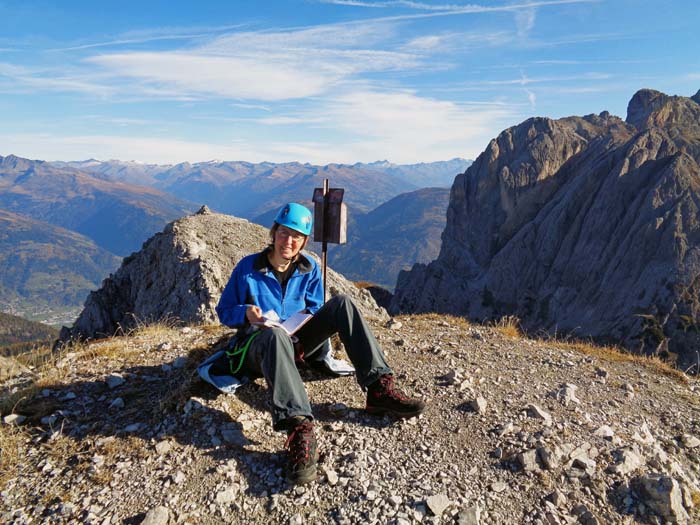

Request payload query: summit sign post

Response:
[312,179,347,301]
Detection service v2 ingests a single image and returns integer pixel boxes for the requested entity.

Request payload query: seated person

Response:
[215,202,425,485]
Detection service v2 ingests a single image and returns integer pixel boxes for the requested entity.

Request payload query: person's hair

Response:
[268,223,309,254]
[268,223,279,249]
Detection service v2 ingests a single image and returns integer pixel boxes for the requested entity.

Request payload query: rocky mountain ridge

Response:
[392,88,700,373]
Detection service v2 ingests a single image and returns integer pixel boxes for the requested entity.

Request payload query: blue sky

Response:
[0,0,698,164]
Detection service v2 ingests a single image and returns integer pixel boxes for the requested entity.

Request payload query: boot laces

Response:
[377,374,409,402]
[285,421,315,465]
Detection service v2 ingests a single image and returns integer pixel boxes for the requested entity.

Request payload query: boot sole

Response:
[288,466,317,485]
[366,405,425,418]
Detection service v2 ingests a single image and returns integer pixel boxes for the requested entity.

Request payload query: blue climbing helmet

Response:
[274,202,313,236]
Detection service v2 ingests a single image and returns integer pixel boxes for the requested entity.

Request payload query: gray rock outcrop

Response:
[392,88,700,371]
[59,206,387,342]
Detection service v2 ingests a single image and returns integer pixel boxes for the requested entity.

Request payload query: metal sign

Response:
[312,180,347,300]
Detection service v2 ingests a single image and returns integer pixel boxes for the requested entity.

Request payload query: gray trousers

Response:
[240,294,392,430]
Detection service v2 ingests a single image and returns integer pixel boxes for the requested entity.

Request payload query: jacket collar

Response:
[253,247,313,274]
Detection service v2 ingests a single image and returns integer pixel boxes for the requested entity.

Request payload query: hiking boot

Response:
[284,417,318,485]
[366,374,425,418]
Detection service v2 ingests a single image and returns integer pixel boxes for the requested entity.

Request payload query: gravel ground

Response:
[1,315,699,525]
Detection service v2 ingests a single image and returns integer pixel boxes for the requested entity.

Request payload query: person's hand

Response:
[246,305,264,324]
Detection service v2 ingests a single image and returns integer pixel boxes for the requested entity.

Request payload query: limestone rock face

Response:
[60,207,387,342]
[392,88,700,371]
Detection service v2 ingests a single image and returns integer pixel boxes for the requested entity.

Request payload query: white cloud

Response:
[0,133,263,164]
[321,89,516,161]
[0,88,517,164]
[88,52,342,101]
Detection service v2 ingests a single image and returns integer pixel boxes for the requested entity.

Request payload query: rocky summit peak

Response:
[626,88,700,132]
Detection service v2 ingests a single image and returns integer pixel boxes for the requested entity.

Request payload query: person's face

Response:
[274,225,306,260]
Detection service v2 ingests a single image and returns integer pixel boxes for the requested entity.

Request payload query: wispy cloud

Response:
[82,21,423,102]
[515,7,537,38]
[49,24,249,52]
[230,102,272,112]
[256,116,329,126]
[0,62,116,97]
[402,30,512,53]
[533,59,653,65]
[455,72,612,87]
[320,0,597,13]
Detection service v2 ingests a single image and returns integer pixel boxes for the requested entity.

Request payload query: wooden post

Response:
[321,178,329,302]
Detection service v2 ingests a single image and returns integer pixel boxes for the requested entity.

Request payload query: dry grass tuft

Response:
[0,383,41,417]
[130,322,181,340]
[199,323,229,335]
[13,343,55,369]
[127,315,182,338]
[402,312,688,384]
[493,315,522,338]
[80,338,134,362]
[691,488,700,509]
[0,424,30,489]
[405,312,475,330]
[557,339,688,384]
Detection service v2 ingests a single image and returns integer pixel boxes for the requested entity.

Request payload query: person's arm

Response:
[216,263,257,328]
[304,262,325,315]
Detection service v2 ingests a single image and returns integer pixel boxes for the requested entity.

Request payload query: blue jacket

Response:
[216,248,324,329]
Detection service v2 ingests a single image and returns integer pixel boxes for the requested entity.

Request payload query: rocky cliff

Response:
[392,89,700,372]
[59,207,388,342]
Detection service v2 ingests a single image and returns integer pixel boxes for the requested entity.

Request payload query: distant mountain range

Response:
[54,157,469,218]
[0,155,194,255]
[1,154,470,324]
[328,187,451,287]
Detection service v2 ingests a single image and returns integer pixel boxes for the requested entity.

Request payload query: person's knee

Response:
[330,293,353,309]
[258,327,294,353]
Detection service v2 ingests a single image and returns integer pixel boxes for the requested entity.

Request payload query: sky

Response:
[0,0,698,165]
